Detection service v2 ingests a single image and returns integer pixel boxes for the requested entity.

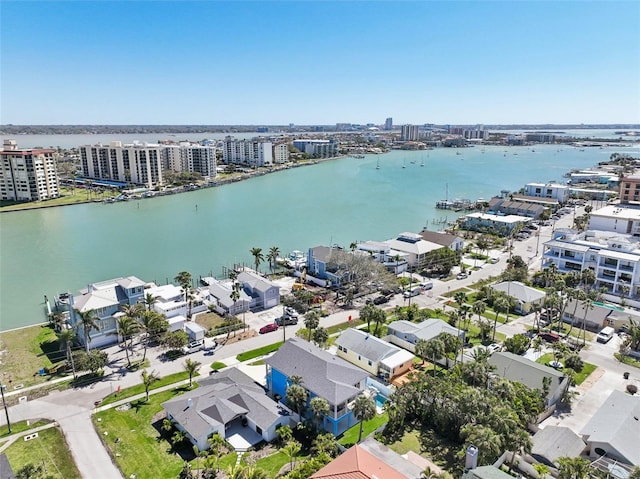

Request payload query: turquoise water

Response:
[375,393,386,409]
[0,143,636,331]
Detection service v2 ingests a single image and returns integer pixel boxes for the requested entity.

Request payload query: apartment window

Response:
[368,360,372,366]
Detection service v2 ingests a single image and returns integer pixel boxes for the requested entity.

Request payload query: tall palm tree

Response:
[174,271,192,302]
[183,358,201,388]
[57,328,77,378]
[286,383,307,415]
[207,433,227,472]
[472,300,486,326]
[353,394,376,443]
[424,338,446,376]
[310,396,330,431]
[250,247,264,273]
[304,310,320,341]
[114,315,140,367]
[143,292,159,312]
[492,295,510,342]
[75,308,99,352]
[140,310,168,361]
[267,246,280,274]
[281,440,301,474]
[141,369,160,402]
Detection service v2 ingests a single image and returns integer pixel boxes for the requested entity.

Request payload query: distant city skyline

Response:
[1,1,639,125]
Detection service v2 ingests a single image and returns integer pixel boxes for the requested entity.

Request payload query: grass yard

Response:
[3,426,81,478]
[338,412,388,448]
[100,371,194,406]
[254,451,289,478]
[384,428,459,477]
[0,419,51,438]
[210,361,227,371]
[94,387,200,479]
[536,353,596,385]
[0,324,68,388]
[615,353,640,368]
[236,342,284,362]
[195,311,227,330]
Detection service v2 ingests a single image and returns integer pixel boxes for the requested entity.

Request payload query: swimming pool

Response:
[375,393,387,409]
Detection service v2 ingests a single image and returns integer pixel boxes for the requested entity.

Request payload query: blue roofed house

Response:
[264,337,369,436]
[67,276,147,349]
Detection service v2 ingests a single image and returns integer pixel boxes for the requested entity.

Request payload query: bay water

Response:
[1,141,637,331]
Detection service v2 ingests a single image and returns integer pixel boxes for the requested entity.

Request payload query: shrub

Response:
[627,384,638,395]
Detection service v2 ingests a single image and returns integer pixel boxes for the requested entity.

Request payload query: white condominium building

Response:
[589,204,640,237]
[542,229,640,307]
[80,142,164,188]
[165,143,217,178]
[222,137,273,167]
[291,139,339,158]
[400,124,420,141]
[273,143,289,164]
[0,139,60,201]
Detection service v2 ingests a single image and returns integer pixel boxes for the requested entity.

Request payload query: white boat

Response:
[376,158,380,170]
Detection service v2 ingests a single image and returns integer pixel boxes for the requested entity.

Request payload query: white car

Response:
[456,272,468,280]
[487,343,502,354]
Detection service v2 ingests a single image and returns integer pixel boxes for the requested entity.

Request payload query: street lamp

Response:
[0,384,11,433]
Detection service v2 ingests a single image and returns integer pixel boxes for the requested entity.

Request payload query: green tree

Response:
[282,440,302,473]
[175,271,193,302]
[557,456,590,479]
[141,369,160,401]
[286,384,308,415]
[250,247,264,273]
[143,292,159,311]
[75,308,99,352]
[533,463,550,479]
[310,396,330,431]
[492,295,510,342]
[313,327,329,348]
[460,424,502,465]
[179,461,195,479]
[304,310,320,341]
[423,337,446,376]
[267,246,280,273]
[207,433,228,472]
[140,310,169,360]
[113,315,140,367]
[184,358,201,387]
[311,433,340,458]
[72,349,108,374]
[172,429,186,452]
[564,352,584,373]
[57,328,77,378]
[353,394,376,443]
[503,334,530,355]
[472,300,487,325]
[162,330,188,351]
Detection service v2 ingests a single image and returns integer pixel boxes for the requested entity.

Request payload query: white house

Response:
[461,212,532,236]
[335,328,414,382]
[383,232,447,269]
[237,271,280,310]
[524,182,570,204]
[588,204,640,237]
[490,281,546,315]
[203,279,251,316]
[386,319,464,352]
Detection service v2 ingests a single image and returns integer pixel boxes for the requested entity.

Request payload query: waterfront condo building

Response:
[80,142,164,188]
[222,137,273,167]
[165,143,217,178]
[273,143,289,164]
[292,139,339,158]
[542,229,640,308]
[0,139,60,202]
[385,117,393,130]
[620,175,640,206]
[401,124,420,141]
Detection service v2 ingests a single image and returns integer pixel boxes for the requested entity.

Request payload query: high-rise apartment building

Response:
[620,175,640,206]
[273,143,289,164]
[222,137,273,167]
[0,139,60,201]
[79,142,164,188]
[385,117,393,130]
[165,143,217,178]
[400,124,420,141]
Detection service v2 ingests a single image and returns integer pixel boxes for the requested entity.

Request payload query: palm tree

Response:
[304,310,320,341]
[141,369,160,401]
[424,338,445,376]
[533,463,550,479]
[140,310,168,361]
[57,328,77,378]
[267,246,280,274]
[557,456,590,479]
[250,247,264,273]
[207,433,227,472]
[310,396,330,431]
[415,339,429,367]
[114,315,140,367]
[75,308,99,352]
[492,295,510,342]
[353,394,376,443]
[281,440,301,473]
[143,292,159,312]
[312,433,340,458]
[472,300,486,326]
[183,358,201,387]
[286,384,307,415]
[175,271,193,302]
[171,429,186,452]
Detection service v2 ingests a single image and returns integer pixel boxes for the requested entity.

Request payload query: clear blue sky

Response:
[1,1,639,125]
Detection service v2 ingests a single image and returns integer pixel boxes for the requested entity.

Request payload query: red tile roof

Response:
[310,444,411,479]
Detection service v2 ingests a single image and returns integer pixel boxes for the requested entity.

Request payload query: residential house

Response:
[588,204,640,237]
[580,390,640,466]
[162,368,291,452]
[490,281,546,315]
[462,466,516,479]
[383,232,446,269]
[524,182,570,204]
[356,241,409,274]
[264,337,368,436]
[203,278,251,316]
[310,437,424,479]
[237,270,280,310]
[560,299,613,332]
[488,352,568,408]
[419,230,465,252]
[66,276,147,349]
[335,328,414,382]
[530,426,586,467]
[487,197,547,219]
[386,318,465,353]
[307,245,349,286]
[461,213,532,236]
[145,283,187,319]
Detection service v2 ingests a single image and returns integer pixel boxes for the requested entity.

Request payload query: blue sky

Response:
[1,1,639,125]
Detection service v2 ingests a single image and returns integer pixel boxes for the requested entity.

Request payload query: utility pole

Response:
[0,384,11,433]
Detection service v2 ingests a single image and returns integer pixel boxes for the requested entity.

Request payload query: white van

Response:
[403,287,422,299]
[596,326,615,344]
[182,339,205,354]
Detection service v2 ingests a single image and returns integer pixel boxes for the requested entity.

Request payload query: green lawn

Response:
[236,342,284,362]
[100,371,194,406]
[94,387,204,479]
[385,429,458,477]
[536,353,596,385]
[0,419,51,438]
[338,412,388,447]
[210,361,227,370]
[615,353,640,368]
[254,451,289,478]
[3,426,81,478]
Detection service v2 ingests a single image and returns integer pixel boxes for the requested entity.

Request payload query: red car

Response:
[538,331,560,343]
[259,323,279,334]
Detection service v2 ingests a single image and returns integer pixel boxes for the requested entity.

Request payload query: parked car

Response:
[487,343,502,354]
[538,331,560,343]
[403,287,421,299]
[373,295,390,305]
[489,257,499,264]
[276,315,298,326]
[284,307,299,318]
[182,339,205,354]
[456,272,468,280]
[259,323,279,334]
[420,281,434,290]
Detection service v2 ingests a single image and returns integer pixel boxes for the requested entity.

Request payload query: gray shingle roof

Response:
[335,328,402,363]
[488,352,565,401]
[238,271,277,293]
[162,368,282,440]
[387,318,463,341]
[490,281,546,303]
[531,426,586,465]
[580,390,640,465]
[265,338,368,406]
